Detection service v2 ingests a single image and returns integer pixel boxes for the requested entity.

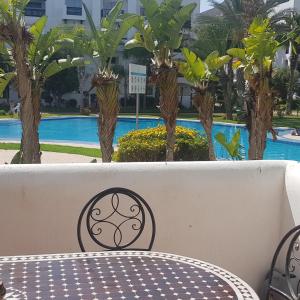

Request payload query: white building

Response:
[197,1,299,71]
[274,1,300,68]
[24,0,201,31]
[9,0,199,110]
[274,0,300,13]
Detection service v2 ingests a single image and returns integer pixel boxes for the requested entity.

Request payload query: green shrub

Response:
[115,126,209,162]
[0,110,7,116]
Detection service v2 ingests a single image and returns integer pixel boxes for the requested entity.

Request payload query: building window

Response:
[25,0,46,17]
[101,9,111,17]
[66,0,82,16]
[101,1,124,18]
[111,57,117,64]
[183,20,192,29]
[140,7,145,16]
[63,19,84,25]
[103,1,117,10]
[101,8,124,18]
[67,7,82,15]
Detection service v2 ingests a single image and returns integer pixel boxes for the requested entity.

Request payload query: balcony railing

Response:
[67,7,82,16]
[0,161,299,293]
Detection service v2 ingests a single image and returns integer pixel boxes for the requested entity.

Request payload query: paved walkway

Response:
[0,150,101,164]
[282,134,300,141]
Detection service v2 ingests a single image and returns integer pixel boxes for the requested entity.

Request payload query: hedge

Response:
[114,126,209,162]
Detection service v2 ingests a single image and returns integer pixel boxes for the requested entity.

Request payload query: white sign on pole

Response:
[129,64,147,95]
[129,64,147,129]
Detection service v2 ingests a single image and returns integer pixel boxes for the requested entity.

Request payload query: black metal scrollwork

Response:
[77,188,156,252]
[267,226,300,300]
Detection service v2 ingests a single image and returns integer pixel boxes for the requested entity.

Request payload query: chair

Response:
[291,128,300,136]
[77,187,156,252]
[265,225,300,300]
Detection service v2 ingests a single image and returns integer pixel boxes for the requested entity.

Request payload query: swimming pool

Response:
[0,116,299,161]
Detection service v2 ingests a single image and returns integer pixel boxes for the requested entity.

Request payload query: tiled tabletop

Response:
[0,251,258,300]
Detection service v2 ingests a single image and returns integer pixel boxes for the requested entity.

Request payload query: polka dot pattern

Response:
[0,251,258,300]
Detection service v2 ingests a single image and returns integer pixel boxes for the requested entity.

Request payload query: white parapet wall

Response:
[0,161,299,293]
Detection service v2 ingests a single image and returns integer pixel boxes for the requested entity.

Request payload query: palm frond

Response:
[0,70,15,97]
[43,57,85,79]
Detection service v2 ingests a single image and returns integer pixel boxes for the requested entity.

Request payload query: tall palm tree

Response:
[179,48,230,160]
[198,0,288,111]
[0,14,84,163]
[69,26,94,110]
[273,10,300,114]
[0,0,37,163]
[192,23,235,119]
[82,2,138,162]
[228,18,279,160]
[199,0,288,36]
[126,0,196,161]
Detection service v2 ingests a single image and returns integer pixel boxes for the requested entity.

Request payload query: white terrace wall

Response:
[0,161,299,293]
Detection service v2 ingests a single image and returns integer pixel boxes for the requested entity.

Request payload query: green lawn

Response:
[1,111,300,128]
[272,115,300,128]
[122,112,299,127]
[0,143,101,158]
[176,113,300,128]
[0,113,80,119]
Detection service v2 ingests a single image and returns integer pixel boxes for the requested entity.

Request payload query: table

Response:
[0,251,259,300]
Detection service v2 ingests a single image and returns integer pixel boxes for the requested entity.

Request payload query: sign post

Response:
[129,64,147,129]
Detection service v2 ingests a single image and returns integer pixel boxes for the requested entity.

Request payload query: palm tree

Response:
[0,0,37,163]
[82,2,138,162]
[228,18,279,160]
[198,0,288,111]
[0,14,84,163]
[179,48,230,160]
[199,0,288,36]
[68,26,94,111]
[273,10,300,114]
[192,23,235,119]
[215,130,243,160]
[125,0,196,161]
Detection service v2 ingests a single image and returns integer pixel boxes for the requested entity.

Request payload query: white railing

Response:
[0,161,299,293]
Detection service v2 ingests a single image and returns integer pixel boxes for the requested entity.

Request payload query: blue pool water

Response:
[0,117,300,161]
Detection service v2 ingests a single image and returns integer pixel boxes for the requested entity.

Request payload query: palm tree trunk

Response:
[32,88,42,160]
[20,100,41,163]
[236,68,245,109]
[247,79,273,160]
[14,41,41,164]
[193,92,216,161]
[203,122,215,161]
[287,67,295,115]
[287,50,298,115]
[96,81,119,163]
[158,67,178,161]
[221,61,234,120]
[245,80,257,159]
[226,60,234,120]
[242,0,264,29]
